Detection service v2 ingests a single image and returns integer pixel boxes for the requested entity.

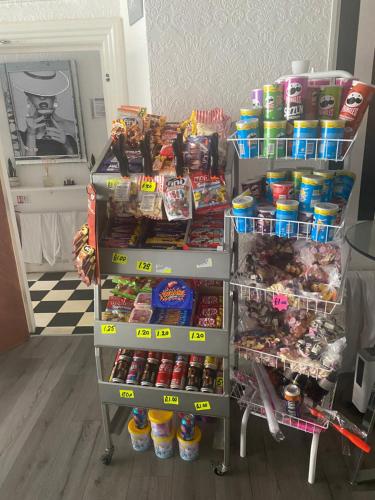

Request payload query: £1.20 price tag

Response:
[163,395,179,405]
[141,180,156,192]
[272,293,289,311]
[136,328,152,339]
[194,401,211,411]
[119,389,134,399]
[112,252,128,265]
[101,324,117,335]
[155,328,171,339]
[136,260,153,272]
[189,330,206,342]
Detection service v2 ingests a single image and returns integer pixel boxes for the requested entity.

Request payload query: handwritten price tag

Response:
[136,328,152,338]
[194,401,211,411]
[101,324,117,335]
[112,252,128,265]
[136,260,153,272]
[155,328,171,339]
[189,330,206,342]
[141,180,156,192]
[107,178,122,188]
[164,395,179,405]
[119,389,134,399]
[272,293,289,311]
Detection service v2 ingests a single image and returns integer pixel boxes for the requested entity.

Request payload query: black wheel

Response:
[213,464,229,476]
[101,452,112,465]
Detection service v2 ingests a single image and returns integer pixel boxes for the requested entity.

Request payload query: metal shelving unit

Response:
[92,169,232,475]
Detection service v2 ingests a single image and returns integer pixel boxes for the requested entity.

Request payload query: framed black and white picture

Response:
[0,60,86,163]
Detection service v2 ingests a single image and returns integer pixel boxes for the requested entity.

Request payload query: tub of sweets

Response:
[291,120,319,159]
[275,199,299,237]
[299,175,323,211]
[177,426,202,461]
[333,170,356,201]
[311,202,339,242]
[232,195,256,233]
[152,431,175,459]
[263,121,286,159]
[148,409,174,437]
[270,181,293,203]
[318,120,345,160]
[236,119,259,158]
[292,168,313,196]
[265,169,287,202]
[313,170,335,202]
[128,418,152,452]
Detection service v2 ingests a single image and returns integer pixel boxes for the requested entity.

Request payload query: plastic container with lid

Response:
[232,195,256,233]
[299,175,323,211]
[148,409,174,437]
[291,120,319,159]
[311,202,339,242]
[128,418,152,452]
[275,199,299,238]
[318,119,345,160]
[152,431,175,459]
[177,426,202,461]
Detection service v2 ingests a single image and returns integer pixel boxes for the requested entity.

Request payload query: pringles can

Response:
[275,199,299,237]
[251,88,263,109]
[339,80,375,138]
[232,195,256,233]
[236,119,259,158]
[318,120,345,160]
[335,77,353,107]
[311,202,339,242]
[313,170,335,202]
[318,86,342,119]
[263,121,286,159]
[305,86,319,119]
[299,175,323,211]
[291,120,319,159]
[265,169,287,202]
[283,76,307,120]
[292,168,313,197]
[263,84,284,121]
[240,108,261,121]
[333,170,356,201]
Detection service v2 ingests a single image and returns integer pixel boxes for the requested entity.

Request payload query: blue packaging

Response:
[232,195,256,233]
[275,199,299,237]
[152,279,194,310]
[333,170,355,201]
[311,203,339,242]
[313,170,335,202]
[292,120,319,159]
[236,120,259,158]
[299,175,323,211]
[318,120,345,160]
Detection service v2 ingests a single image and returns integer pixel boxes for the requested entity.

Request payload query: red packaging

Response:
[270,181,293,204]
[133,350,147,360]
[170,361,187,389]
[147,351,162,364]
[200,295,222,306]
[197,317,217,328]
[189,355,205,367]
[126,359,145,385]
[339,81,375,137]
[161,352,175,364]
[155,362,173,387]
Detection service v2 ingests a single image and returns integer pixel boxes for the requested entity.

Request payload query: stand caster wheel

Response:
[213,463,230,476]
[100,447,114,465]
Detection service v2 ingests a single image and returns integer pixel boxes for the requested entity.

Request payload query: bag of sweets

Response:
[138,175,165,220]
[163,176,193,221]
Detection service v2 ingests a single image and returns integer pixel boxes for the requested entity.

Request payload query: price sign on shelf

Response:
[141,180,156,192]
[163,395,179,405]
[189,330,206,342]
[136,328,152,339]
[155,328,171,339]
[106,178,122,189]
[119,389,134,399]
[272,293,289,311]
[101,324,117,335]
[112,252,128,265]
[194,401,211,411]
[216,377,223,388]
[136,260,153,272]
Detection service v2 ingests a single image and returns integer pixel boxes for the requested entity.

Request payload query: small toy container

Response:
[152,431,175,459]
[148,409,174,437]
[128,418,151,452]
[177,426,202,461]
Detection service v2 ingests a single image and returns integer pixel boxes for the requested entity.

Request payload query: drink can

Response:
[284,76,307,120]
[111,358,131,383]
[263,121,286,159]
[185,365,202,391]
[215,369,224,394]
[170,361,187,389]
[147,351,162,364]
[311,202,339,242]
[126,359,145,385]
[251,88,263,109]
[133,350,147,361]
[141,361,159,386]
[121,349,134,361]
[161,352,175,364]
[318,86,342,119]
[180,414,196,441]
[299,175,323,211]
[339,81,375,138]
[132,407,148,429]
[176,354,189,364]
[204,356,218,370]
[284,383,302,417]
[189,355,205,368]
[201,367,217,393]
[155,362,173,388]
[263,84,284,120]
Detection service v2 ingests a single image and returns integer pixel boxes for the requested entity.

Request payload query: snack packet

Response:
[190,172,229,214]
[138,175,165,219]
[163,176,193,221]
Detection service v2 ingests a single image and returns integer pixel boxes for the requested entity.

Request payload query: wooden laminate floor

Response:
[0,336,374,500]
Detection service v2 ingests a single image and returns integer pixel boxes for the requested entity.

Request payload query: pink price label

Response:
[272,294,289,311]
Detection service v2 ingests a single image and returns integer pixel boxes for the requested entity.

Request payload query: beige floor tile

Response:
[41,290,74,301]
[41,327,74,335]
[32,301,40,309]
[59,300,91,313]
[102,289,111,300]
[27,273,44,281]
[34,313,55,327]
[77,282,94,290]
[29,281,58,291]
[61,272,80,281]
[77,312,94,327]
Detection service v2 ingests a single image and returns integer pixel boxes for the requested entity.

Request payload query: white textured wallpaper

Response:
[145,0,333,120]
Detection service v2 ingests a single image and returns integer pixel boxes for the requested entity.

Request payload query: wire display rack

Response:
[227,133,356,162]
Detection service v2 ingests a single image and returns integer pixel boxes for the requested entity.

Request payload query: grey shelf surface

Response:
[99,246,231,280]
[94,320,229,356]
[98,381,230,418]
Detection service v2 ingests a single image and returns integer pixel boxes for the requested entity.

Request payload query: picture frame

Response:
[0,60,87,163]
[127,0,144,26]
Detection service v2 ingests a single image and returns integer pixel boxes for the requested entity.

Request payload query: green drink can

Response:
[263,84,284,120]
[318,86,342,119]
[263,120,286,159]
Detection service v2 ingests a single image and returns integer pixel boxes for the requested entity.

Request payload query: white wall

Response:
[145,0,335,120]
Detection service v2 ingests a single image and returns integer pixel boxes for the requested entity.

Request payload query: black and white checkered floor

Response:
[29,272,112,335]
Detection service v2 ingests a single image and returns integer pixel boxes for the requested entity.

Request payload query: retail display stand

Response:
[226,71,357,484]
[91,169,232,475]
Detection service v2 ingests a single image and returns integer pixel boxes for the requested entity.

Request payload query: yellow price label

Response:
[194,401,211,411]
[216,377,223,387]
[112,252,128,265]
[136,328,152,338]
[155,328,171,339]
[136,260,153,272]
[107,178,122,188]
[189,330,206,342]
[163,395,179,405]
[141,180,156,192]
[101,324,117,335]
[119,389,134,399]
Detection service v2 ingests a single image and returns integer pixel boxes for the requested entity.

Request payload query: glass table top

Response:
[346,221,375,261]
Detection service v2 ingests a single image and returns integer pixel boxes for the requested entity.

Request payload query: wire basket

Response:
[228,133,356,162]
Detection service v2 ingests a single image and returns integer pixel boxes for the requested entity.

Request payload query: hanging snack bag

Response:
[190,172,229,214]
[183,136,210,172]
[109,176,141,218]
[138,175,165,220]
[163,176,193,221]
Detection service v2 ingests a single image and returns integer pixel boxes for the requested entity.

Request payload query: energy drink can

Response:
[284,383,302,417]
[263,84,284,120]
